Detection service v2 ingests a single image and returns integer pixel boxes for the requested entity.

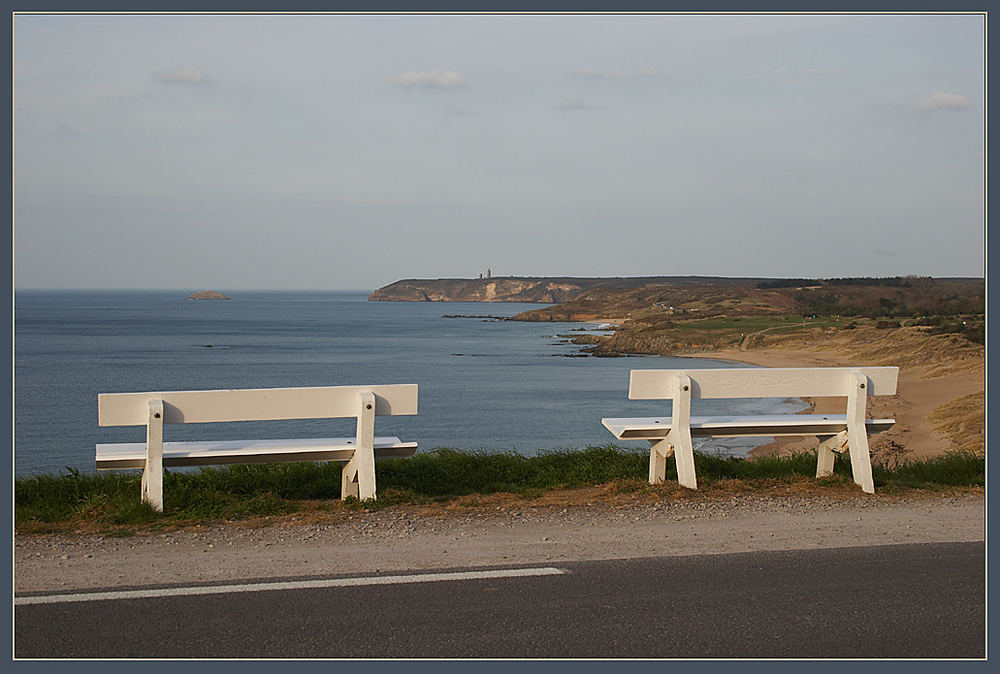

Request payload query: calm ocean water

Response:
[14,290,804,477]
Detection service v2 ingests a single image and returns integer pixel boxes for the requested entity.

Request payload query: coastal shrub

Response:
[375,446,650,495]
[180,462,344,500]
[186,490,292,519]
[100,498,162,526]
[687,449,860,484]
[875,450,984,488]
[15,468,141,523]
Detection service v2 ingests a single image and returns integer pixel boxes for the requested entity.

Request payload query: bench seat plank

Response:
[602,414,896,440]
[96,437,418,470]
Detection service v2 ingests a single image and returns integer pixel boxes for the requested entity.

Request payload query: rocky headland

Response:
[369,277,592,303]
[368,276,763,304]
[369,275,984,461]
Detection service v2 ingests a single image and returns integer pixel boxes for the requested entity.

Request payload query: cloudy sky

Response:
[13,13,985,290]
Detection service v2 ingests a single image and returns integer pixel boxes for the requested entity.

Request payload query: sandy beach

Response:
[684,346,984,461]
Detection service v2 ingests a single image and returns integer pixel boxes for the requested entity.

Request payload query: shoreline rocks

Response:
[189,290,231,300]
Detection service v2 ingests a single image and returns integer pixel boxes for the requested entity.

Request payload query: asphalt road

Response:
[15,541,985,659]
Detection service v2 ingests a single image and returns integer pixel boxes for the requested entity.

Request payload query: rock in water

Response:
[189,290,231,300]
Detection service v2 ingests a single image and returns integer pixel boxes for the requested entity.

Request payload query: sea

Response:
[13,290,805,478]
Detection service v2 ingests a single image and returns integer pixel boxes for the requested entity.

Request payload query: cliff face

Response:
[368,278,593,303]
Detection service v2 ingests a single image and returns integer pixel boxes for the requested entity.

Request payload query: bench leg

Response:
[341,462,359,500]
[670,429,697,490]
[341,452,376,501]
[648,440,673,484]
[671,374,697,490]
[141,399,164,512]
[846,372,876,494]
[342,390,377,501]
[815,431,848,478]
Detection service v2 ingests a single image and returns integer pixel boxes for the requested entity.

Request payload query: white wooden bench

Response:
[602,367,898,494]
[97,384,418,511]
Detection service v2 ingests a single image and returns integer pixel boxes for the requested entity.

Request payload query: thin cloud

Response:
[872,92,977,115]
[553,97,606,111]
[741,66,788,80]
[53,124,80,140]
[576,66,659,79]
[915,92,973,111]
[741,66,842,82]
[152,67,212,86]
[393,69,466,89]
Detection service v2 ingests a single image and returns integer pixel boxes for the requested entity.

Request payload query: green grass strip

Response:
[15,446,983,527]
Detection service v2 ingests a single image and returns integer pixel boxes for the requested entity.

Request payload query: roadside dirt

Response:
[15,490,984,594]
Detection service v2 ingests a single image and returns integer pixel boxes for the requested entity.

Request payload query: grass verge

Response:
[15,445,984,533]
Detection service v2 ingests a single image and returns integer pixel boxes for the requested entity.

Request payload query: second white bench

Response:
[97,384,418,510]
[603,367,898,494]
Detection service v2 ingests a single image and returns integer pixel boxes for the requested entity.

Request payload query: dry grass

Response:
[750,325,983,378]
[929,392,986,454]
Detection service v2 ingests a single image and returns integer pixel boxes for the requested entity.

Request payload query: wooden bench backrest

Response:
[628,367,898,401]
[98,384,418,427]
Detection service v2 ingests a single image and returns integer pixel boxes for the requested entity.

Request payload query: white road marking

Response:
[15,567,567,605]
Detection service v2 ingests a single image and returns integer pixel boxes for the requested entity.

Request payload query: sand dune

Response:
[683,347,984,461]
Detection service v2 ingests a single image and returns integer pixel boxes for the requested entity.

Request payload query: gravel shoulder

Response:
[15,492,984,594]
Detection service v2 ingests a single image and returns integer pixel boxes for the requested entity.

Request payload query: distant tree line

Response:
[823,276,923,287]
[789,286,984,318]
[755,279,817,289]
[756,276,929,290]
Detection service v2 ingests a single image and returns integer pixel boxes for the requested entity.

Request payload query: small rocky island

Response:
[189,290,231,300]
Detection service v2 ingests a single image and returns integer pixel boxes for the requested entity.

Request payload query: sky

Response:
[13,12,986,290]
